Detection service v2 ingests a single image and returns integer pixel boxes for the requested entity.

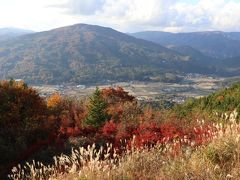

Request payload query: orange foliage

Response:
[47,93,62,108]
[101,87,135,105]
[100,87,137,123]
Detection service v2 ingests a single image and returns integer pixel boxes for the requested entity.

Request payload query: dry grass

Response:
[9,110,240,180]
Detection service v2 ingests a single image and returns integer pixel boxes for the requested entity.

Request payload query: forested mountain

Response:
[0,27,34,42]
[131,31,240,59]
[167,45,218,66]
[219,56,240,75]
[0,24,211,84]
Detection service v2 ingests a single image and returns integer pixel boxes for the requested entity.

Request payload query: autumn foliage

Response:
[0,80,49,177]
[47,92,62,108]
[2,82,239,179]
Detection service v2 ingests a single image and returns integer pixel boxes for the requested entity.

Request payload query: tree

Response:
[0,80,48,166]
[47,92,62,108]
[85,87,110,128]
[0,80,47,131]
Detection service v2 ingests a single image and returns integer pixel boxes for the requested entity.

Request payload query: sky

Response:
[0,0,240,33]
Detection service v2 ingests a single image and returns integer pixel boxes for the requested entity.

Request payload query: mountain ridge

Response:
[131,31,240,59]
[0,23,207,84]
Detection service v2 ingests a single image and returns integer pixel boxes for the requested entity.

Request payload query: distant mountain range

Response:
[0,27,34,42]
[0,24,239,84]
[131,31,240,59]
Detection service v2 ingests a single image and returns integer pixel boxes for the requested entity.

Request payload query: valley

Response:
[33,73,234,104]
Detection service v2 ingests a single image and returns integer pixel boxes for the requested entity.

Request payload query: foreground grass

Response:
[10,111,240,180]
[60,131,240,180]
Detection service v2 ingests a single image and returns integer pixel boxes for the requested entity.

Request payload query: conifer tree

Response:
[85,87,110,128]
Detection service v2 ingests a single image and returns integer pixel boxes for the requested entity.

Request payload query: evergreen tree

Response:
[85,87,110,128]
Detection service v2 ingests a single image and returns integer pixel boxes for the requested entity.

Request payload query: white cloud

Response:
[0,0,240,32]
[53,0,106,15]
[0,0,76,31]
[170,0,240,32]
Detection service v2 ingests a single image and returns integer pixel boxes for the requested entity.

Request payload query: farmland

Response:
[33,74,231,103]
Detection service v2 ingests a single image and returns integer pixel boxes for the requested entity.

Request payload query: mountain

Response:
[0,27,34,42]
[0,24,211,84]
[131,31,240,59]
[227,32,240,40]
[219,56,240,75]
[167,45,218,66]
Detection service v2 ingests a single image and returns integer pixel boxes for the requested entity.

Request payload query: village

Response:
[31,73,231,104]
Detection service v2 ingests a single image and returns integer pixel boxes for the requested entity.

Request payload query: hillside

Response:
[131,31,240,59]
[168,45,219,66]
[175,83,240,119]
[0,24,213,84]
[220,56,240,75]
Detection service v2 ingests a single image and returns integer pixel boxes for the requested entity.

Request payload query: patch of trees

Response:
[173,83,240,121]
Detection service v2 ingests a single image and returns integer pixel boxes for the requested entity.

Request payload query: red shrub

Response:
[133,122,161,147]
[102,120,117,137]
[160,123,184,140]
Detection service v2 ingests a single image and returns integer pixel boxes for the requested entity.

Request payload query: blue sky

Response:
[0,0,240,32]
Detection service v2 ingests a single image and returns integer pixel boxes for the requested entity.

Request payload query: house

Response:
[76,85,86,89]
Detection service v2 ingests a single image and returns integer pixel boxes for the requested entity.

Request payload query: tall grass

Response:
[9,110,240,180]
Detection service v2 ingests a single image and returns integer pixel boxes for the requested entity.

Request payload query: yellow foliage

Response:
[47,93,62,108]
